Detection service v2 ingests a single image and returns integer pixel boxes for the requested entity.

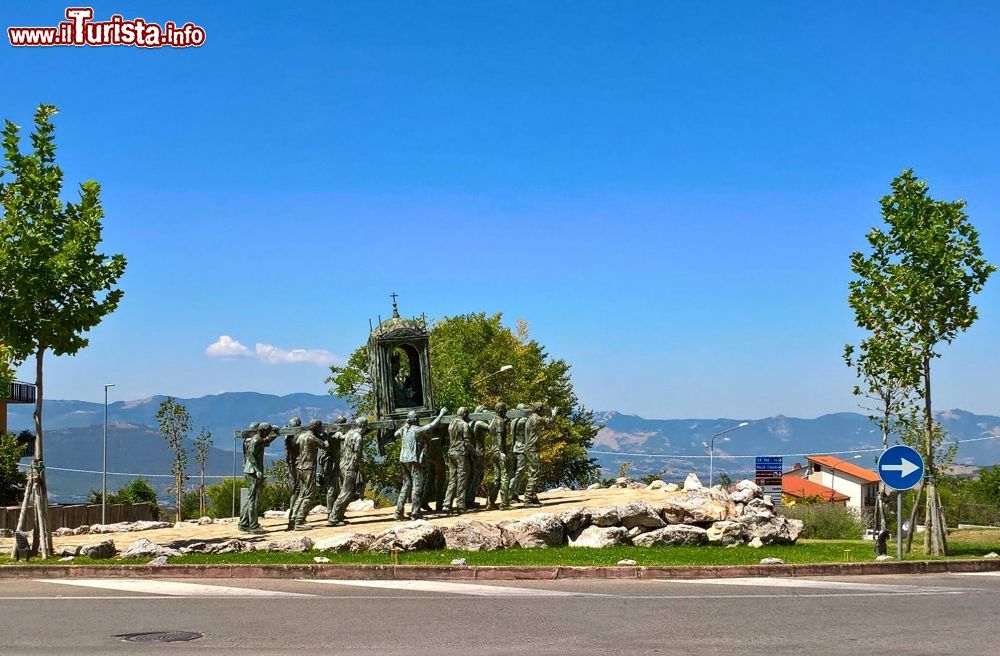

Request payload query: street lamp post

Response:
[707,422,749,487]
[829,454,862,505]
[102,383,115,525]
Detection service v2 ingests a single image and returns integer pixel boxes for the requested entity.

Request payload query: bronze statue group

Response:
[237,402,558,534]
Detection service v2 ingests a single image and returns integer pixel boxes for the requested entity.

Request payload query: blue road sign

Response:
[877,445,924,491]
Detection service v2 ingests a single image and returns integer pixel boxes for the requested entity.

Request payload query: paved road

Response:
[1,573,997,655]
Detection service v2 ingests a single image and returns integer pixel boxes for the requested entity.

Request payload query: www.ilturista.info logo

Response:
[8,7,206,48]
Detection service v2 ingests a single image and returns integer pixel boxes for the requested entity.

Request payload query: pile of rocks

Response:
[52,520,172,537]
[57,476,800,561]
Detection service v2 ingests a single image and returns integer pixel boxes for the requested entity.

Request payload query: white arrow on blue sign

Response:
[877,445,925,491]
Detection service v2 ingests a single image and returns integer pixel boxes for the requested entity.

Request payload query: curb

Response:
[1,558,998,580]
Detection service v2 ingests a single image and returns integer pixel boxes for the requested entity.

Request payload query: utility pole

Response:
[102,383,115,524]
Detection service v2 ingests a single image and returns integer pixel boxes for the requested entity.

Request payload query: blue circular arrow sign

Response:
[877,445,925,491]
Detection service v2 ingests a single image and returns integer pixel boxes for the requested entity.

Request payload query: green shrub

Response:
[781,504,867,539]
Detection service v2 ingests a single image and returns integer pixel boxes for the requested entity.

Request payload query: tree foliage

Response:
[848,169,995,554]
[193,427,213,516]
[156,397,191,522]
[0,432,27,505]
[328,312,600,492]
[0,104,126,551]
[89,477,160,520]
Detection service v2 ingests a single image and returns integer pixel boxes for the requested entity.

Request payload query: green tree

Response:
[0,342,16,391]
[262,460,293,511]
[156,397,191,523]
[328,312,600,493]
[0,432,27,505]
[193,428,213,517]
[180,491,201,521]
[969,465,1000,508]
[90,477,161,520]
[205,477,245,519]
[0,104,127,555]
[848,170,995,555]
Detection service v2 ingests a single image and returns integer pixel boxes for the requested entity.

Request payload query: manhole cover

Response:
[115,631,203,643]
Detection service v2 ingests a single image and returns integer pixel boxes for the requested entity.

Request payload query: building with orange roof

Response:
[781,474,850,506]
[784,455,879,510]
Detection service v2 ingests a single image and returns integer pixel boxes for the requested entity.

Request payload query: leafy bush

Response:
[781,504,867,539]
[89,477,161,520]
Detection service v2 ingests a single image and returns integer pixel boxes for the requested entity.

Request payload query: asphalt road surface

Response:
[1,573,998,655]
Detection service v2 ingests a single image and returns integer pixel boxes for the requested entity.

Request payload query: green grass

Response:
[1,539,997,568]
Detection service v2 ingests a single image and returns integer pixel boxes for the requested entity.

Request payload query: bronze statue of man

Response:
[443,407,474,514]
[420,427,447,512]
[511,402,559,507]
[327,416,370,526]
[289,419,328,530]
[283,417,302,530]
[508,404,528,502]
[239,422,280,533]
[464,405,491,509]
[319,416,348,526]
[485,402,511,510]
[394,407,447,520]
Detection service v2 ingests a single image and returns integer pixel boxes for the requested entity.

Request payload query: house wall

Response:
[807,469,876,510]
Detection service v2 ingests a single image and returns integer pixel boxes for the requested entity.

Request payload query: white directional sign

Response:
[877,445,924,491]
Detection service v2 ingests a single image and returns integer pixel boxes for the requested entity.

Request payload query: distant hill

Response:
[594,409,1000,482]
[6,392,999,501]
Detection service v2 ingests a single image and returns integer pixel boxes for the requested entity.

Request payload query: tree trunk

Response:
[33,348,52,556]
[904,478,925,553]
[200,466,205,517]
[176,469,182,524]
[922,354,946,556]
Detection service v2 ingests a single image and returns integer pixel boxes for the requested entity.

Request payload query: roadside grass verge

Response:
[0,538,997,568]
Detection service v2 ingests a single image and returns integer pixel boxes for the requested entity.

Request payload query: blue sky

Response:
[3,1,998,418]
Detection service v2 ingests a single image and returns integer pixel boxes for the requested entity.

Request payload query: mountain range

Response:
[6,392,999,503]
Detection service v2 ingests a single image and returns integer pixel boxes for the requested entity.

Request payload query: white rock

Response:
[664,483,679,492]
[314,556,331,563]
[730,479,762,504]
[59,556,75,562]
[568,525,629,548]
[983,552,999,559]
[737,515,803,545]
[119,538,181,559]
[309,505,328,516]
[501,513,565,548]
[617,559,637,566]
[632,524,709,547]
[451,558,468,566]
[683,473,704,491]
[876,554,895,561]
[88,520,171,534]
[558,508,592,534]
[54,527,76,537]
[371,520,446,552]
[263,510,289,519]
[55,545,80,557]
[443,520,515,551]
[646,479,667,491]
[148,555,170,566]
[586,483,602,490]
[314,533,374,553]
[197,516,213,525]
[616,500,666,530]
[627,526,644,539]
[80,539,116,559]
[760,557,785,565]
[748,537,764,548]
[263,536,314,553]
[706,520,746,546]
[659,487,735,524]
[347,499,375,512]
[589,505,621,527]
[549,486,571,492]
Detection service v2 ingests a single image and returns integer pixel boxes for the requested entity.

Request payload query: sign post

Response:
[755,456,783,508]
[877,445,925,561]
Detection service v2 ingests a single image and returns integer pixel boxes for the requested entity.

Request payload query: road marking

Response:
[36,579,313,597]
[952,571,1000,577]
[303,579,598,597]
[661,578,961,593]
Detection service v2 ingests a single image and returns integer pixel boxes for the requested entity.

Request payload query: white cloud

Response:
[254,343,342,367]
[206,335,252,358]
[206,335,342,367]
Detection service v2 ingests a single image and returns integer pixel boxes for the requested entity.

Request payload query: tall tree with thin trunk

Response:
[0,105,126,556]
[193,428,213,517]
[843,332,920,531]
[156,398,191,524]
[848,170,995,555]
